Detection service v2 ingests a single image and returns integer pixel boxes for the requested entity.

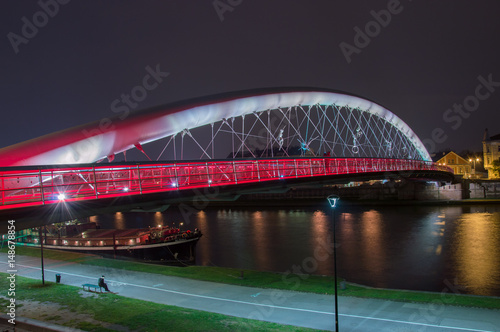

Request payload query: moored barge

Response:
[13,222,202,263]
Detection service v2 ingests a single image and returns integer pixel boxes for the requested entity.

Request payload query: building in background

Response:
[483,129,500,179]
[435,151,471,178]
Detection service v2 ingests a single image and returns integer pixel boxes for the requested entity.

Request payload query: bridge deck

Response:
[0,157,451,211]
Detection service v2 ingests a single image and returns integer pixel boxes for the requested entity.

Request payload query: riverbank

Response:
[3,246,499,310]
[0,274,315,332]
[184,195,500,209]
[332,197,500,206]
[3,252,500,332]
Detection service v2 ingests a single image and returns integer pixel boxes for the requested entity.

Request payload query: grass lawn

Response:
[0,274,319,332]
[2,246,500,311]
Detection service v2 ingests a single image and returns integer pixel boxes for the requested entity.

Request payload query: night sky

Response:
[1,0,499,158]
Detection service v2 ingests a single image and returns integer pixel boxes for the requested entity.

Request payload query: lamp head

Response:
[327,194,340,208]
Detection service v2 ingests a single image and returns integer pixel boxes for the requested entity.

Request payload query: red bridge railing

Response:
[0,158,451,211]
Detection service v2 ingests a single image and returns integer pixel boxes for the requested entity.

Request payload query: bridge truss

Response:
[157,103,427,162]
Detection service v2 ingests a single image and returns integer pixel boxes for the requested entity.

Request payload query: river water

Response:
[90,203,500,297]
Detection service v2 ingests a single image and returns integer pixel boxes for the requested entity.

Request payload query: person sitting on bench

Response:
[98,275,110,292]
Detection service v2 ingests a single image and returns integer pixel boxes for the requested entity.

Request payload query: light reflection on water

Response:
[453,212,500,295]
[92,204,500,296]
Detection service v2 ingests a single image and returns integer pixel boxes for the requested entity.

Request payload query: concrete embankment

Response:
[201,179,500,207]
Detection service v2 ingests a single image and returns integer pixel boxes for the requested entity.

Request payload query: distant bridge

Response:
[0,88,453,229]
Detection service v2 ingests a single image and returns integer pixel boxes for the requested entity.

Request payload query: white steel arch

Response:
[0,89,431,166]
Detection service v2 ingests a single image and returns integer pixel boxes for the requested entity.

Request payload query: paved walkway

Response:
[1,253,499,332]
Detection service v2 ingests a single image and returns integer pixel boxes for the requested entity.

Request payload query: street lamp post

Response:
[327,194,340,331]
[39,226,45,285]
[40,193,66,285]
[469,158,480,178]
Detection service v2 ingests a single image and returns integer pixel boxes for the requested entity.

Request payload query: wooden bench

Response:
[82,283,102,293]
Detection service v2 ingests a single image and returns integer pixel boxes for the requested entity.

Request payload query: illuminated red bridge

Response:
[0,88,454,227]
[0,158,450,211]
